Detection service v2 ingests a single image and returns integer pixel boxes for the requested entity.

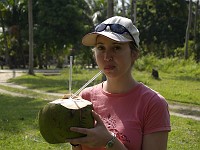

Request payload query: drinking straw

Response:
[70,70,102,98]
[69,56,73,96]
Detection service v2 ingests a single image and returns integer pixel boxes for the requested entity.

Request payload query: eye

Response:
[113,45,122,52]
[96,45,105,53]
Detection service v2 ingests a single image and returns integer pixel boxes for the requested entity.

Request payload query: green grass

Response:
[133,55,200,105]
[168,116,200,150]
[2,56,200,149]
[0,94,199,149]
[133,71,200,105]
[8,69,102,94]
[0,94,71,149]
[8,68,200,106]
[0,84,60,101]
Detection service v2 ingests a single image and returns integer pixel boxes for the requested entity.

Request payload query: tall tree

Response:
[194,0,200,62]
[137,0,188,57]
[0,0,28,68]
[36,0,92,68]
[84,0,107,25]
[130,0,137,24]
[28,0,34,75]
[185,0,192,59]
[107,0,114,17]
[0,2,9,66]
[121,0,126,16]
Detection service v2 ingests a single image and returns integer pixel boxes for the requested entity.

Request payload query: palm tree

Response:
[107,0,114,18]
[121,0,126,16]
[185,0,192,59]
[0,0,28,69]
[194,0,200,62]
[28,0,34,75]
[130,0,137,24]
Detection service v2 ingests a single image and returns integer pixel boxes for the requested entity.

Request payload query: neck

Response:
[103,75,138,94]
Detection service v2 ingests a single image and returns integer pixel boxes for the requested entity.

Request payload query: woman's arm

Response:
[70,132,128,150]
[67,111,128,150]
[142,131,169,150]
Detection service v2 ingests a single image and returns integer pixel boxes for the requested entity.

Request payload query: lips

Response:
[104,65,115,71]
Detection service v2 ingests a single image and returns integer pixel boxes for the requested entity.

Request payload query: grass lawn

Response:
[1,67,199,149]
[0,94,71,149]
[8,68,200,106]
[168,116,200,150]
[134,71,200,105]
[8,69,102,94]
[0,94,199,149]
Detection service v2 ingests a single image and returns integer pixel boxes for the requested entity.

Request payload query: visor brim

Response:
[82,31,132,46]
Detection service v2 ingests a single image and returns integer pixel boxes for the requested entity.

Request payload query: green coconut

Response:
[38,97,94,144]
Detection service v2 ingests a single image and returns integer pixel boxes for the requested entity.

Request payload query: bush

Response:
[135,54,200,78]
[174,40,195,58]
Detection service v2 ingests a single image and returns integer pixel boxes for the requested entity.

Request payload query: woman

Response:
[66,16,171,150]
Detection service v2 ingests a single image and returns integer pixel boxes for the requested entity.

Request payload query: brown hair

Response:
[129,41,139,53]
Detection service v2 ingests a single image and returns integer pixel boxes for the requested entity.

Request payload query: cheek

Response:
[94,53,104,65]
[117,54,133,69]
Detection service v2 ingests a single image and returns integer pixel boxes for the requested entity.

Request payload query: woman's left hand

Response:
[66,110,112,148]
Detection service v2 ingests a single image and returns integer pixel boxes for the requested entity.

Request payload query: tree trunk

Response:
[194,0,199,40]
[121,0,125,16]
[130,0,137,24]
[17,27,26,68]
[194,0,199,62]
[184,0,192,60]
[28,0,34,75]
[107,0,114,18]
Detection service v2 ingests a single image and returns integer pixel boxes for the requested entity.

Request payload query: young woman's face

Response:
[94,35,137,79]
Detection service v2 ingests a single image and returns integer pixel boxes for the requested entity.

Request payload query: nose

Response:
[104,50,113,61]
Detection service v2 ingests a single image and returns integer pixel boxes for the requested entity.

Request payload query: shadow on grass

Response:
[0,94,72,149]
[167,98,200,106]
[8,73,102,93]
[0,94,46,133]
[165,74,200,82]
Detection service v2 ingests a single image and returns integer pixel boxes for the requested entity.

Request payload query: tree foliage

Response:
[0,0,199,69]
[137,0,188,57]
[34,0,93,68]
[0,0,28,68]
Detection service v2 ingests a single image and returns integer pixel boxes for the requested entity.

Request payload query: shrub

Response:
[174,40,195,58]
[135,54,200,78]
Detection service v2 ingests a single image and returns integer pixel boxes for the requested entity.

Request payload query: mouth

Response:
[104,65,116,71]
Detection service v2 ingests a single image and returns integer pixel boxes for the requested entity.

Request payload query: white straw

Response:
[71,70,102,98]
[69,56,73,96]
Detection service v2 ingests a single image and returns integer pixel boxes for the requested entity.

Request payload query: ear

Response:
[131,51,139,62]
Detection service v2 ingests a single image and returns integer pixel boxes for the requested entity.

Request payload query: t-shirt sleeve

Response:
[143,94,171,135]
[79,86,93,101]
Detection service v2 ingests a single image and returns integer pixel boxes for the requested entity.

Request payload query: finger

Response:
[65,134,90,144]
[92,110,104,125]
[70,127,88,135]
[65,137,83,143]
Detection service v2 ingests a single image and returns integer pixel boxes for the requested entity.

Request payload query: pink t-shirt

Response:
[80,83,171,150]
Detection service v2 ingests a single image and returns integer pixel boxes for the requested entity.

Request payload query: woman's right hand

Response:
[66,110,113,148]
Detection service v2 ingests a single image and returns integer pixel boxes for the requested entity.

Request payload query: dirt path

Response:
[0,69,200,121]
[0,70,24,82]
